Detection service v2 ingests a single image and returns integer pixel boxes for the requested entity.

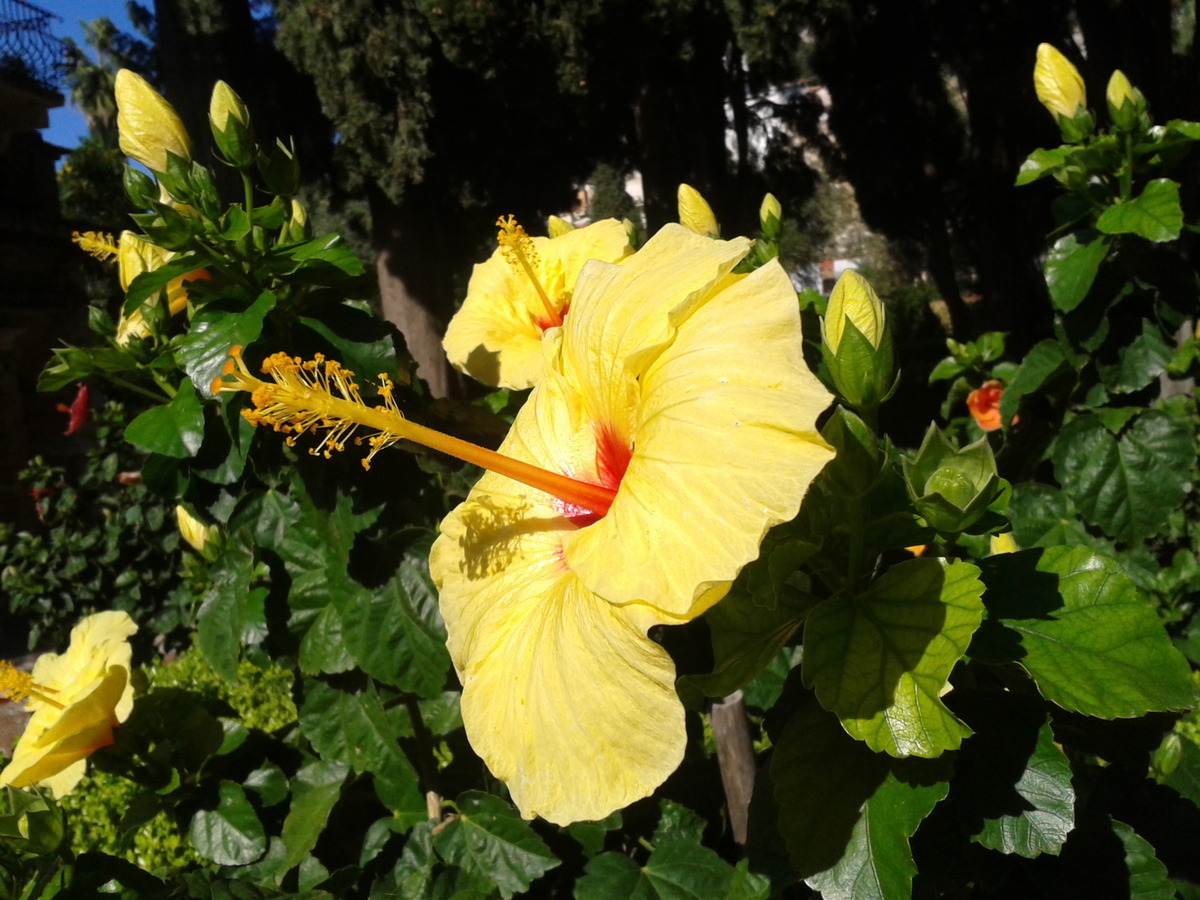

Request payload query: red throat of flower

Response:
[558,424,632,527]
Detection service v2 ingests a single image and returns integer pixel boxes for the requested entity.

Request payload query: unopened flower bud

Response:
[1034,44,1086,120]
[285,198,311,242]
[547,215,574,238]
[209,80,255,169]
[822,270,896,410]
[1105,69,1144,131]
[115,69,192,173]
[176,505,219,557]
[904,425,1004,534]
[759,193,782,241]
[677,184,719,238]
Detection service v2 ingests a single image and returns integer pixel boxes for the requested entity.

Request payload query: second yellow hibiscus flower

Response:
[442,216,632,390]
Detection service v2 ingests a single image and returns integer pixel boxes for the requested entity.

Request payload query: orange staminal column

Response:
[216,350,616,517]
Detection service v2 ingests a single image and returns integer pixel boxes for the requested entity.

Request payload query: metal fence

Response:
[0,0,62,92]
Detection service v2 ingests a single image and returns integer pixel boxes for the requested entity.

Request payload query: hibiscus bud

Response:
[115,69,192,173]
[677,184,719,238]
[904,425,1005,534]
[209,80,255,170]
[176,505,219,558]
[1105,69,1145,131]
[1033,44,1093,141]
[759,193,782,241]
[547,215,575,238]
[285,198,311,242]
[822,270,896,411]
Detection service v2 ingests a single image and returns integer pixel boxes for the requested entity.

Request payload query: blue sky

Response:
[43,0,137,150]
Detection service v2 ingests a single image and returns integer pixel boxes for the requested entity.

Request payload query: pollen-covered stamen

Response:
[213,349,617,516]
[0,660,65,710]
[496,215,563,329]
[72,230,119,262]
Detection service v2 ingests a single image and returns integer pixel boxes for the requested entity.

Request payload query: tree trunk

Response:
[369,186,460,399]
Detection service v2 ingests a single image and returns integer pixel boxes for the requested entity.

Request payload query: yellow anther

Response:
[0,660,64,710]
[496,215,562,328]
[72,231,120,262]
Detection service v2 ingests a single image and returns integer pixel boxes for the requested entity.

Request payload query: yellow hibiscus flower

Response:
[0,611,138,798]
[431,225,833,823]
[442,216,632,390]
[216,224,833,825]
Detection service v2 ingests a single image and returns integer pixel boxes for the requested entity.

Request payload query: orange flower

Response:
[966,380,1012,432]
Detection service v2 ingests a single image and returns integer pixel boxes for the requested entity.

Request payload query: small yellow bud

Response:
[824,270,885,353]
[546,215,575,239]
[1106,69,1137,111]
[115,69,192,172]
[1033,44,1086,120]
[677,184,719,238]
[759,193,782,228]
[989,532,1020,555]
[209,80,249,131]
[291,198,307,230]
[176,505,218,553]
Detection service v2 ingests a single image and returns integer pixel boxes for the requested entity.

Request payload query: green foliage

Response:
[0,401,191,650]
[6,48,1200,900]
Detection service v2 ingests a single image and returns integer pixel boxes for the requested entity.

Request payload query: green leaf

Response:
[565,812,621,859]
[334,564,449,697]
[1097,179,1183,242]
[196,547,258,681]
[973,548,1198,717]
[299,604,356,675]
[928,357,965,384]
[280,760,349,875]
[431,792,558,899]
[1007,483,1111,552]
[953,694,1074,857]
[998,339,1072,421]
[803,559,984,757]
[189,780,267,866]
[679,578,806,705]
[125,379,205,457]
[1113,820,1176,900]
[298,307,400,388]
[771,692,950,897]
[1044,232,1107,313]
[575,841,744,900]
[1099,320,1172,394]
[298,677,404,774]
[121,252,206,313]
[1052,410,1194,542]
[1015,147,1070,185]
[653,799,707,846]
[180,291,278,399]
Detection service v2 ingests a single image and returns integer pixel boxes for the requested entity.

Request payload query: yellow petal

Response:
[564,254,834,617]
[432,489,683,825]
[115,69,192,172]
[443,219,632,389]
[118,230,170,292]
